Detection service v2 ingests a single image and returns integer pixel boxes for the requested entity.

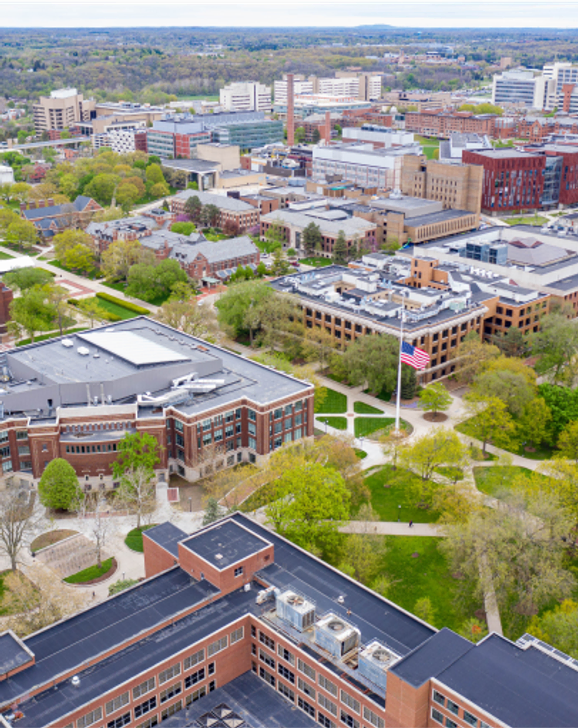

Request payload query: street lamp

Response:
[324,419,328,434]
[189,497,192,513]
[398,505,401,523]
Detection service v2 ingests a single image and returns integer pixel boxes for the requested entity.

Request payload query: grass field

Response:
[505,216,548,226]
[0,251,15,260]
[455,416,553,460]
[125,525,158,552]
[103,280,166,307]
[85,295,139,321]
[473,465,547,497]
[49,259,101,279]
[363,465,440,523]
[353,401,383,415]
[300,257,332,267]
[354,417,410,438]
[320,416,348,430]
[16,327,87,347]
[64,558,115,584]
[316,387,347,414]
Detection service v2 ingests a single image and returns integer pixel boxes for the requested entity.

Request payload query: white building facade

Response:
[219,82,272,112]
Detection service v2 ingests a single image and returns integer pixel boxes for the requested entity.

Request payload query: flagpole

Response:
[395,302,404,434]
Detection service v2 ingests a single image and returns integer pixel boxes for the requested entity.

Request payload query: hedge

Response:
[67,299,122,322]
[95,292,150,315]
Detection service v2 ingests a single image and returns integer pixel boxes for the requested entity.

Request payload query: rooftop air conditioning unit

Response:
[77,347,90,357]
[275,589,315,631]
[314,613,360,659]
[357,641,400,691]
[62,339,74,348]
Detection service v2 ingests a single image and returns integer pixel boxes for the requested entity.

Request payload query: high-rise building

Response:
[32,88,96,134]
[219,82,272,113]
[273,75,314,105]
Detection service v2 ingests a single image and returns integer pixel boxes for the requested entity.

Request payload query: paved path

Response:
[340,521,441,536]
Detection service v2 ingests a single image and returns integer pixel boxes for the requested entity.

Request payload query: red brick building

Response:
[405,111,498,138]
[171,190,260,233]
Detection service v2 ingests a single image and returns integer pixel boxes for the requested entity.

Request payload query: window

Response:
[447,700,459,715]
[248,422,256,436]
[298,697,316,717]
[277,645,295,665]
[159,664,181,684]
[184,649,204,671]
[16,431,27,440]
[185,686,206,707]
[202,419,211,431]
[77,708,103,728]
[340,710,359,728]
[433,691,446,706]
[251,625,256,638]
[259,631,275,650]
[234,566,243,578]
[318,713,336,728]
[278,664,295,684]
[340,691,359,714]
[231,626,244,643]
[274,408,283,419]
[248,409,257,421]
[208,662,215,676]
[184,668,205,689]
[298,676,316,700]
[318,694,337,716]
[135,698,157,719]
[136,718,158,728]
[464,711,478,727]
[107,713,130,728]
[248,437,257,450]
[363,707,384,728]
[432,709,444,725]
[318,675,338,697]
[106,692,129,716]
[260,648,275,668]
[446,719,457,728]
[298,659,315,680]
[208,636,227,657]
[133,678,155,700]
[278,682,295,702]
[161,700,182,721]
[260,666,275,686]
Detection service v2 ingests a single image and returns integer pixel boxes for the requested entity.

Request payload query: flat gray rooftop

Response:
[181,520,271,570]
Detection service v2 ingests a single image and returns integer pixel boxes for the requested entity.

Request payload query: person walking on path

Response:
[409,520,413,528]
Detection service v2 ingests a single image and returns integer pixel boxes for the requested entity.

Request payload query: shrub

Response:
[38,459,82,511]
[96,292,149,315]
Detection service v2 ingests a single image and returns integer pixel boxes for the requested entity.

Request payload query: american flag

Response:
[400,341,430,370]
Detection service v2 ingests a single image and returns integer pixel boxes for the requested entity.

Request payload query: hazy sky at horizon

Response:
[1,0,578,29]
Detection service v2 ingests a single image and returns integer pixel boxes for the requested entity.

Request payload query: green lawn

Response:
[354,417,410,438]
[48,259,101,279]
[84,295,139,321]
[319,416,348,430]
[63,558,115,584]
[435,466,464,482]
[353,401,383,415]
[355,449,368,460]
[456,415,554,460]
[102,280,168,307]
[300,257,332,267]
[16,327,88,347]
[506,216,549,227]
[125,525,158,552]
[316,387,347,414]
[363,464,440,523]
[381,536,463,631]
[422,146,439,160]
[0,251,15,260]
[363,386,393,403]
[473,465,547,497]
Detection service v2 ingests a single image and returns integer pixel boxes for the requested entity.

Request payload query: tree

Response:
[113,431,161,482]
[455,334,500,384]
[8,284,57,343]
[532,313,578,384]
[215,279,274,339]
[115,465,157,529]
[38,458,82,511]
[258,292,305,358]
[77,297,110,328]
[294,126,306,143]
[53,228,93,263]
[458,618,488,644]
[312,128,321,143]
[339,531,387,585]
[462,394,517,455]
[150,181,171,198]
[3,267,52,291]
[64,243,94,273]
[473,369,535,417]
[49,283,72,336]
[341,334,398,393]
[518,397,552,450]
[492,327,528,358]
[102,239,154,281]
[154,298,218,340]
[264,461,350,554]
[201,203,220,228]
[3,565,88,637]
[184,195,202,223]
[302,327,335,368]
[116,182,140,213]
[557,420,578,462]
[333,230,348,265]
[414,597,436,625]
[527,600,578,658]
[539,383,578,442]
[126,259,188,302]
[0,486,37,571]
[75,493,114,569]
[418,383,452,419]
[401,364,417,399]
[171,221,196,236]
[302,222,322,257]
[270,247,292,277]
[11,182,32,202]
[0,207,18,237]
[203,497,224,526]
[145,163,165,185]
[84,173,119,206]
[400,428,468,483]
[5,218,37,250]
[263,220,286,253]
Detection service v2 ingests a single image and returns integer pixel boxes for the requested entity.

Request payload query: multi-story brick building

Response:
[2,513,577,728]
[20,196,103,240]
[405,111,498,139]
[0,318,313,488]
[171,190,260,234]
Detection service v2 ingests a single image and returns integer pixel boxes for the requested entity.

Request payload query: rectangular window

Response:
[318,713,336,728]
[259,631,275,650]
[183,649,204,671]
[134,698,157,719]
[208,662,215,676]
[298,659,315,680]
[433,691,446,707]
[231,626,244,643]
[160,681,182,703]
[446,719,457,728]
[106,692,129,716]
[278,664,295,684]
[233,566,244,577]
[318,693,337,716]
[298,696,316,717]
[202,419,211,431]
[77,708,103,728]
[136,718,158,728]
[340,710,359,728]
[260,648,275,668]
[340,691,360,714]
[184,668,205,689]
[248,437,257,450]
[277,645,295,665]
[185,686,206,707]
[274,421,283,434]
[248,422,256,436]
[159,664,181,684]
[107,713,130,728]
[259,666,275,687]
[278,682,295,702]
[225,411,234,423]
[463,712,478,727]
[248,409,257,421]
[318,675,338,697]
[447,700,459,715]
[225,425,234,438]
[16,431,27,440]
[208,636,227,657]
[298,676,316,700]
[274,408,283,419]
[432,709,444,725]
[133,678,155,700]
[214,429,223,442]
[363,707,385,728]
[161,700,182,722]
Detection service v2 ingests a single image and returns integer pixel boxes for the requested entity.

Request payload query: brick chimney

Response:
[47,198,54,206]
[286,73,295,147]
[19,202,25,213]
[37,200,45,209]
[324,111,331,142]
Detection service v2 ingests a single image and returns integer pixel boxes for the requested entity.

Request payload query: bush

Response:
[96,292,150,315]
[108,578,139,596]
[38,459,82,511]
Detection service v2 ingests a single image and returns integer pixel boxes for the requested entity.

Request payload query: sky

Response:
[1,0,578,29]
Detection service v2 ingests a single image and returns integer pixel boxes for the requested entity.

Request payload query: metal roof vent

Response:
[337,595,345,604]
[62,339,74,348]
[71,676,80,688]
[77,347,90,357]
[215,553,223,561]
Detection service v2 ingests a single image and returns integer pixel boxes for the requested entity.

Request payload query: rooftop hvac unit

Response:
[275,590,315,632]
[314,613,360,659]
[61,339,74,348]
[77,347,90,357]
[357,641,400,691]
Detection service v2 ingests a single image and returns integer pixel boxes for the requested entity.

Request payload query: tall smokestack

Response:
[287,73,295,146]
[324,111,331,143]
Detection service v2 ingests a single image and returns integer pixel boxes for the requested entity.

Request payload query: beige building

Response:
[401,157,483,216]
[196,143,240,171]
[33,88,96,133]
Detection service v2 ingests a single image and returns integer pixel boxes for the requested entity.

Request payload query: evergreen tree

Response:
[203,497,223,526]
[302,222,322,257]
[333,230,348,265]
[401,365,417,399]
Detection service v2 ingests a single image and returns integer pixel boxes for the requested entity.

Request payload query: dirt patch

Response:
[423,412,449,422]
[31,529,78,554]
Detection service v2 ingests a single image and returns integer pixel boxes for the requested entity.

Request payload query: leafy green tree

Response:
[184,195,202,222]
[333,230,348,265]
[270,247,292,276]
[294,126,306,143]
[302,327,334,368]
[302,221,322,257]
[145,163,165,185]
[215,280,273,340]
[263,220,286,253]
[400,427,468,483]
[492,327,528,358]
[0,207,18,237]
[312,128,321,143]
[473,369,535,417]
[458,618,488,644]
[116,183,140,213]
[539,383,578,442]
[154,298,217,340]
[455,334,500,384]
[532,313,578,384]
[64,244,94,273]
[3,267,53,291]
[53,229,93,263]
[38,459,82,511]
[203,497,223,526]
[126,259,188,302]
[517,397,552,450]
[414,597,437,625]
[341,334,398,394]
[77,297,110,328]
[102,238,154,281]
[171,222,196,236]
[557,420,578,462]
[8,284,57,343]
[5,218,37,250]
[401,365,417,399]
[150,181,171,198]
[113,432,161,481]
[528,600,578,658]
[418,382,452,419]
[463,394,518,455]
[84,173,119,206]
[200,203,220,228]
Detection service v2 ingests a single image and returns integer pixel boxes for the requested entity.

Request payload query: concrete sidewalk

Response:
[340,521,441,536]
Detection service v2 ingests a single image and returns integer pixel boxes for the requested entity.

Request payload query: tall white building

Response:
[219,82,272,112]
[275,74,381,105]
[274,77,314,105]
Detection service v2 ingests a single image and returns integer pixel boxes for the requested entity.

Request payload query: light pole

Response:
[324,419,328,434]
[189,497,192,513]
[398,505,401,523]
